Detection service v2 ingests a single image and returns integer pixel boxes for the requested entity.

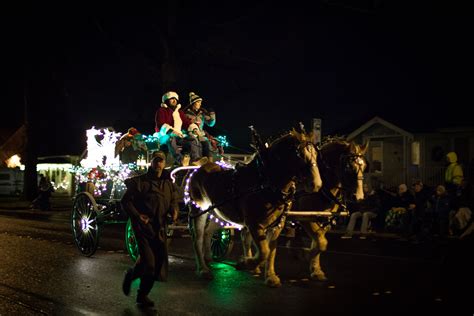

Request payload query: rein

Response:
[189,137,311,220]
[188,184,265,219]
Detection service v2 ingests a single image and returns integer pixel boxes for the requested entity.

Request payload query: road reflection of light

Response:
[207,262,244,306]
[74,257,98,276]
[169,256,185,264]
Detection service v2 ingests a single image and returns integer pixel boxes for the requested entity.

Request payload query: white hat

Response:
[162,91,179,103]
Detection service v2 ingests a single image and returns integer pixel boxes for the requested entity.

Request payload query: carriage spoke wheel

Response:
[211,228,234,261]
[71,192,100,257]
[125,218,139,262]
[125,220,174,262]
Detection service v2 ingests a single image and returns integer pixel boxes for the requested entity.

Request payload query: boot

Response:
[122,268,134,296]
[136,294,155,308]
[136,276,155,307]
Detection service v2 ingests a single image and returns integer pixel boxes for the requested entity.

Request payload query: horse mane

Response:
[267,129,311,148]
[319,139,350,156]
[264,131,289,147]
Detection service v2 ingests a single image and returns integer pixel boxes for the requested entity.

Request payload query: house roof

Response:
[346,116,413,141]
[0,128,16,145]
[0,125,26,166]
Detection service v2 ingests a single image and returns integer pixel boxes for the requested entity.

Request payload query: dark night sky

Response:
[2,2,473,156]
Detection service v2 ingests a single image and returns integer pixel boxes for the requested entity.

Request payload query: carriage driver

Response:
[121,152,179,308]
[155,91,192,166]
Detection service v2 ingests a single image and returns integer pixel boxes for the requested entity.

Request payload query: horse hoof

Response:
[251,266,262,275]
[265,276,281,288]
[198,270,214,280]
[235,260,246,270]
[311,272,328,282]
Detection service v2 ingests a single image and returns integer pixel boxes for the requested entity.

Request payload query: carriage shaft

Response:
[286,211,349,217]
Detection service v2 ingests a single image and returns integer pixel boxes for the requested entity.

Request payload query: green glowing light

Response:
[211,228,233,261]
[215,135,229,148]
[125,219,139,262]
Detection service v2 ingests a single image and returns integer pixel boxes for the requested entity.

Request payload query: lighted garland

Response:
[181,160,243,230]
[215,135,229,148]
[71,164,138,197]
[73,127,148,197]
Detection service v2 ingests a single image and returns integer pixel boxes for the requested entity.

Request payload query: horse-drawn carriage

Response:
[71,125,369,288]
[70,127,235,261]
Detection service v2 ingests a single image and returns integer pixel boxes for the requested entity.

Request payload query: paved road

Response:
[0,200,472,315]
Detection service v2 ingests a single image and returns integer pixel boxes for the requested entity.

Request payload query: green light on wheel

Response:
[125,219,138,262]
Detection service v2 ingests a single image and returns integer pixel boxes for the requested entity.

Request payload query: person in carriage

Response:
[183,92,218,164]
[114,127,148,164]
[154,91,192,166]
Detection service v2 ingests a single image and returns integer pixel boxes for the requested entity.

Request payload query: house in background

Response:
[347,116,474,189]
[1,125,79,196]
[37,155,79,196]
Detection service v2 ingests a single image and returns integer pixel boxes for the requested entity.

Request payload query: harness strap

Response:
[188,186,265,219]
[321,186,348,211]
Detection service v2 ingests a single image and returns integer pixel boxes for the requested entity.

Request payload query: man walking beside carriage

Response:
[121,152,179,308]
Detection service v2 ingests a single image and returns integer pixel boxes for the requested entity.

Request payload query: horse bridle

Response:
[295,141,318,180]
[340,153,366,182]
[313,149,366,211]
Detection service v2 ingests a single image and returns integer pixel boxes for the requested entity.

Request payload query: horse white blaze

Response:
[306,145,322,192]
[354,156,365,200]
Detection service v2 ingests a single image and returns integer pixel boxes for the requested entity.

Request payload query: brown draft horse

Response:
[240,139,368,283]
[292,140,368,281]
[188,130,322,287]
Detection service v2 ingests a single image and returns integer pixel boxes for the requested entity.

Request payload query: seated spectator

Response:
[384,183,415,233]
[425,185,451,241]
[404,180,432,239]
[341,183,381,239]
[449,179,473,236]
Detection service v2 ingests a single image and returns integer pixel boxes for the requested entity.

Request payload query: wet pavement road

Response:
[0,203,472,315]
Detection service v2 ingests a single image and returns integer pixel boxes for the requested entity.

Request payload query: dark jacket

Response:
[413,187,431,215]
[121,168,178,231]
[428,194,451,219]
[393,191,415,209]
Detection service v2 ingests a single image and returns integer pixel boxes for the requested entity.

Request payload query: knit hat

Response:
[189,92,203,106]
[127,127,139,136]
[152,151,166,162]
[162,91,179,103]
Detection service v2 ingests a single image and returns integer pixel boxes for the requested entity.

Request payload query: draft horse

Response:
[292,140,368,281]
[188,129,322,287]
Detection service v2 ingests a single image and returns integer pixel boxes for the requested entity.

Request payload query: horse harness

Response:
[189,136,316,230]
[189,157,298,230]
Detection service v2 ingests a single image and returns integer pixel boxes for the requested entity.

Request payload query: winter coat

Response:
[445,152,464,186]
[155,104,191,133]
[121,168,178,231]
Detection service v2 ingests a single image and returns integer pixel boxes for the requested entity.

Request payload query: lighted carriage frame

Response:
[71,127,234,261]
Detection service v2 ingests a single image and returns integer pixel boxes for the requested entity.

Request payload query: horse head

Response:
[264,129,322,193]
[319,140,368,200]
